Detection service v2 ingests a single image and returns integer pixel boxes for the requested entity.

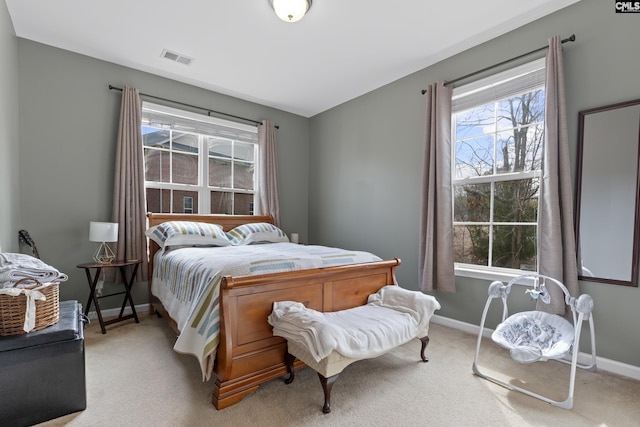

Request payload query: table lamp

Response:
[89,221,118,264]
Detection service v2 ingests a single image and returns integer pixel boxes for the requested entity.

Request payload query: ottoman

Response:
[0,300,86,426]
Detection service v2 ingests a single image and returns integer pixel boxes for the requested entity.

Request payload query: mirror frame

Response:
[575,98,640,287]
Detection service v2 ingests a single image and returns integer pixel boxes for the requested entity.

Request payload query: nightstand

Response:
[76,259,141,334]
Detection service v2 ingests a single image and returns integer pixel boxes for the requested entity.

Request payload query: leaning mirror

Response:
[575,98,640,286]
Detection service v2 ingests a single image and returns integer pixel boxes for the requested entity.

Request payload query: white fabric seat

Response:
[472,274,597,410]
[286,340,357,379]
[269,285,440,362]
[492,310,574,363]
[270,302,422,363]
[269,285,440,413]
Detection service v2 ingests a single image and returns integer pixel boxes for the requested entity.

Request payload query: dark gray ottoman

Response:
[0,300,86,426]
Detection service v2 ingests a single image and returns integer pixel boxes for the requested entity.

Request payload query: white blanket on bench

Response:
[268,285,440,362]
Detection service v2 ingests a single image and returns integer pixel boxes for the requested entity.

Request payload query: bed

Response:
[146,213,401,409]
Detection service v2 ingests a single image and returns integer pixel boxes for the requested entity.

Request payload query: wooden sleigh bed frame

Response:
[146,213,401,409]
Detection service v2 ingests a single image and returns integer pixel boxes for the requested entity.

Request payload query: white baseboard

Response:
[431,314,640,381]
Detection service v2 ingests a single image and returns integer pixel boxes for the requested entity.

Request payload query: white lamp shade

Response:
[89,222,119,243]
[271,0,311,23]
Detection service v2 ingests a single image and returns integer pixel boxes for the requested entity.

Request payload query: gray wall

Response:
[4,0,639,368]
[309,0,640,367]
[0,1,19,253]
[15,39,310,308]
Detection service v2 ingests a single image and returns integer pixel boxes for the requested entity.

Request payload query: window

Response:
[452,59,545,275]
[183,196,193,214]
[142,102,258,215]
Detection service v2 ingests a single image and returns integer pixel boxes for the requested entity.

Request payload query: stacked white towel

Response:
[0,253,68,288]
[268,285,441,362]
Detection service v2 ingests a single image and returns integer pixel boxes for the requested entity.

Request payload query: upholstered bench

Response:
[268,285,440,413]
[0,300,86,425]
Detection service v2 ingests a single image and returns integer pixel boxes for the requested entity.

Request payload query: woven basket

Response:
[0,278,60,336]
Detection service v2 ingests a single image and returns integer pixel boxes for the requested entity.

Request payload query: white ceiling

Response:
[5,0,579,118]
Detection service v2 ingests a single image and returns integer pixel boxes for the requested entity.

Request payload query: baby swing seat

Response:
[473,274,596,409]
[492,310,574,364]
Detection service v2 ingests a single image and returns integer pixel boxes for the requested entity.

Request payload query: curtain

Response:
[257,120,281,226]
[419,82,455,292]
[111,86,148,281]
[537,36,579,313]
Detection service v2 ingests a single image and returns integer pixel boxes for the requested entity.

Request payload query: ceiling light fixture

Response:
[270,0,312,23]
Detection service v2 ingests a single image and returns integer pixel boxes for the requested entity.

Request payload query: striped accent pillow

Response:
[226,223,289,245]
[146,221,232,249]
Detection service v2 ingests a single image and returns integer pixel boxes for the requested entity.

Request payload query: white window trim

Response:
[452,58,545,111]
[141,101,259,215]
[455,263,536,284]
[452,58,545,280]
[454,170,540,186]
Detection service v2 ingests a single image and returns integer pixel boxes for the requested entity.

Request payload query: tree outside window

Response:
[453,88,544,271]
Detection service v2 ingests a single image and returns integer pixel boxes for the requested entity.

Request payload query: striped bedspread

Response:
[151,242,381,380]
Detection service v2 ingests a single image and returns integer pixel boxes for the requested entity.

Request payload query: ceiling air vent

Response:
[161,49,195,66]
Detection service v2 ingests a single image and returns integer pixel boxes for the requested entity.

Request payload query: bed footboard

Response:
[212,258,400,409]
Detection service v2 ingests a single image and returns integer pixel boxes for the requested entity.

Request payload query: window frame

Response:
[141,102,259,215]
[451,58,546,281]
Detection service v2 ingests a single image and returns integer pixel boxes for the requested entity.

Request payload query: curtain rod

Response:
[108,85,279,129]
[420,34,576,94]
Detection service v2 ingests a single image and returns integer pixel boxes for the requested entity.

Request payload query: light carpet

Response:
[38,313,640,427]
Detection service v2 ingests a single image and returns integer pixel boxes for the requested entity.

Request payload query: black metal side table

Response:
[76,259,141,334]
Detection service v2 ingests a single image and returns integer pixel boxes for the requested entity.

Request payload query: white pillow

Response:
[226,222,289,245]
[146,221,232,249]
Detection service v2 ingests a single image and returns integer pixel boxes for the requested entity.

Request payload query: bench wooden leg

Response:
[419,336,430,362]
[318,373,339,414]
[284,351,296,384]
